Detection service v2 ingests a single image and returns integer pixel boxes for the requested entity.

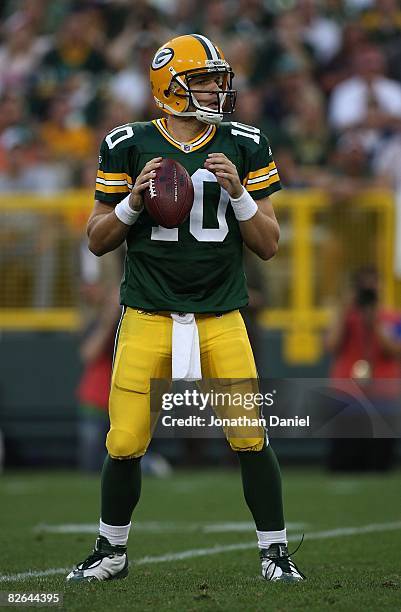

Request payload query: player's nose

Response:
[208,79,222,92]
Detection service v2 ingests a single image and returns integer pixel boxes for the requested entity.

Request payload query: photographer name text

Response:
[161,415,310,428]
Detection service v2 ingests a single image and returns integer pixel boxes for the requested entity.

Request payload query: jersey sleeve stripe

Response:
[96,171,133,191]
[268,173,280,185]
[96,178,133,187]
[246,174,269,185]
[246,180,269,192]
[243,164,279,187]
[95,183,130,194]
[247,166,270,179]
[242,163,276,184]
[246,162,276,179]
[97,170,133,183]
[245,173,280,192]
[247,169,279,184]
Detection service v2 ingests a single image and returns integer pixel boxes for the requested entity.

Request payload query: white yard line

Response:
[1,520,400,583]
[34,521,307,534]
[203,521,307,533]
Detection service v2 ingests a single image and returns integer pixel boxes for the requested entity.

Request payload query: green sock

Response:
[237,444,285,531]
[101,454,142,525]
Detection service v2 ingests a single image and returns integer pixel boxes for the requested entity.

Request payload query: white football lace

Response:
[149,178,157,199]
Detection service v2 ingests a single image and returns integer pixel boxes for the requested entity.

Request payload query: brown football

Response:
[143,158,194,229]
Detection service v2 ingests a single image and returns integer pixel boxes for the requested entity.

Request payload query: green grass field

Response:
[1,467,400,611]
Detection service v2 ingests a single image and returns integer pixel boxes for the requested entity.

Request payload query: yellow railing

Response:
[0,190,91,330]
[0,188,397,362]
[259,188,396,362]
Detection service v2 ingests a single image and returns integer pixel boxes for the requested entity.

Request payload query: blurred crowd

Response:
[0,0,401,196]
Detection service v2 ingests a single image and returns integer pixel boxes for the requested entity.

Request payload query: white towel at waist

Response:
[171,313,202,381]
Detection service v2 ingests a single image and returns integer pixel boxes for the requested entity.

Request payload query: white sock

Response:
[256,528,287,550]
[99,519,131,546]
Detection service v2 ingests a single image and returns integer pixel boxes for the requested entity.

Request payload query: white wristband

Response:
[230,186,258,221]
[114,194,143,226]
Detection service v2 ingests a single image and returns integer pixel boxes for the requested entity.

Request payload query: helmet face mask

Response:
[150,35,237,125]
[174,69,236,118]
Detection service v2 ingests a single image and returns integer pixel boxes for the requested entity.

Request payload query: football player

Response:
[66,34,304,583]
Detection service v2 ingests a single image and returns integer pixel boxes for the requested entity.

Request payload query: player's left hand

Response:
[204,153,243,199]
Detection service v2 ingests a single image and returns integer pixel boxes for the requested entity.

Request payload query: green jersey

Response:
[95,119,281,313]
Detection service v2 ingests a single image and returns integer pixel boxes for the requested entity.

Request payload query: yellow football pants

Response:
[107,308,265,458]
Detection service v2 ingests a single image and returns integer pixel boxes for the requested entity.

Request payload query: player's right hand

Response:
[129,157,162,211]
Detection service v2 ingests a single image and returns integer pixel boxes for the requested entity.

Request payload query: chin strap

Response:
[195,109,223,125]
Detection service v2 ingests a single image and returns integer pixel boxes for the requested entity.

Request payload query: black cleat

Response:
[260,542,305,582]
[66,536,128,582]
